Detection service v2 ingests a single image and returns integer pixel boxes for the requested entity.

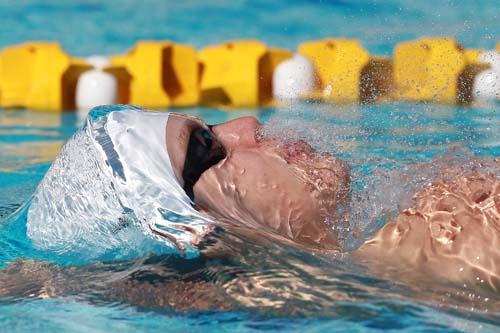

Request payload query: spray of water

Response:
[258,102,499,251]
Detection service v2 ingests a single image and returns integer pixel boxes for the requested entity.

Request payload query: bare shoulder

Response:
[357,169,500,292]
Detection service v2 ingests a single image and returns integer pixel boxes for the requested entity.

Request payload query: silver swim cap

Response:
[27,105,211,258]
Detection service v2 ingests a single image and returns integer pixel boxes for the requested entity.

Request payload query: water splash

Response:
[350,148,500,248]
[26,106,210,261]
[258,103,499,251]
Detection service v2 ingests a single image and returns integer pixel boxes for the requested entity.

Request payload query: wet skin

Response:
[1,115,499,311]
[167,114,500,292]
[166,114,350,251]
[357,169,500,292]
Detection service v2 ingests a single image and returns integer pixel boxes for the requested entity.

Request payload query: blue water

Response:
[0,0,499,332]
[0,0,498,55]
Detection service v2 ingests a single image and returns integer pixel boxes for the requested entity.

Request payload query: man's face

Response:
[166,114,350,251]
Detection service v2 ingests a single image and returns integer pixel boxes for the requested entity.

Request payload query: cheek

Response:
[193,155,275,210]
[193,156,259,219]
[192,151,317,227]
[192,164,234,213]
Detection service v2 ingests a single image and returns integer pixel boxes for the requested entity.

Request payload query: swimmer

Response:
[1,108,499,311]
[25,107,350,254]
[165,112,350,251]
[164,111,500,294]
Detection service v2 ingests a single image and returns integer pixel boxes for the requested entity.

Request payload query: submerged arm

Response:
[0,258,236,311]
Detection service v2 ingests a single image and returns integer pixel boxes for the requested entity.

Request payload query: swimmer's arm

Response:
[0,260,235,311]
[0,261,64,299]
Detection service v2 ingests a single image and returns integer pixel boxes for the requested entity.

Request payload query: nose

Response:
[212,116,260,150]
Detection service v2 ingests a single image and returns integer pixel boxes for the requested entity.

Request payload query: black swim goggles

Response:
[182,123,226,201]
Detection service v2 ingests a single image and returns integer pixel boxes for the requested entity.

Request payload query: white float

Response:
[473,50,500,102]
[76,55,117,111]
[473,69,499,101]
[272,54,317,99]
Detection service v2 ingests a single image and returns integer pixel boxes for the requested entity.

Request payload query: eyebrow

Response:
[176,126,190,143]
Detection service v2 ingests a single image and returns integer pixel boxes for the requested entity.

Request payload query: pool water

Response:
[2,103,499,332]
[1,0,499,332]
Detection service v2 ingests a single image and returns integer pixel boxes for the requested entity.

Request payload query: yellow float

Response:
[0,42,90,111]
[198,40,291,107]
[0,38,497,111]
[298,38,370,103]
[393,37,467,104]
[108,41,199,108]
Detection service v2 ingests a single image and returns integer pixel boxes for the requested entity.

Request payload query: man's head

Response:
[166,114,350,251]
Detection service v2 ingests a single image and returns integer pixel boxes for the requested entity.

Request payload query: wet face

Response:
[166,114,350,251]
[357,171,500,291]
